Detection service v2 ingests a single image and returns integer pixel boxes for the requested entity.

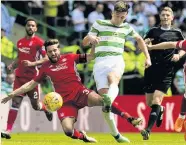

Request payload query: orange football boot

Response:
[184,121,186,141]
[174,117,184,132]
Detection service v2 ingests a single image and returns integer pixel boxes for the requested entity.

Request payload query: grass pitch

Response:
[1,133,186,145]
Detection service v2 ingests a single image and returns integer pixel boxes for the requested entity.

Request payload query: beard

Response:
[48,55,60,63]
[26,30,34,36]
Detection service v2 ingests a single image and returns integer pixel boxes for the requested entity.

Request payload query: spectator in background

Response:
[7,1,29,26]
[1,3,15,37]
[130,19,145,36]
[84,0,97,18]
[142,0,158,16]
[174,69,185,94]
[127,3,144,25]
[44,0,64,38]
[1,28,17,64]
[67,2,87,44]
[122,41,145,94]
[102,2,112,19]
[180,18,186,32]
[1,73,15,96]
[57,1,71,27]
[145,15,157,32]
[88,3,105,29]
[1,62,7,82]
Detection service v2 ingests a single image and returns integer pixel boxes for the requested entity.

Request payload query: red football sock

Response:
[6,108,18,131]
[71,129,84,140]
[111,101,132,119]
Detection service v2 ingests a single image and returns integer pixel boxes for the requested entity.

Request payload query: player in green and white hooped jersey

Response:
[83,1,151,143]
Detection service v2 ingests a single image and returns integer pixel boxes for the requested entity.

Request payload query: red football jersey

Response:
[34,54,87,102]
[15,36,45,78]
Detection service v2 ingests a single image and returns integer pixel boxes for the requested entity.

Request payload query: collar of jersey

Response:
[160,26,171,30]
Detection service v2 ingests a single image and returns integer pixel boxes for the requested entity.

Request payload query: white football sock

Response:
[38,102,43,110]
[107,84,119,103]
[102,111,119,136]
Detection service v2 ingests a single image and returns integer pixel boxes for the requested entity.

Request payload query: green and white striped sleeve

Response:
[88,21,99,36]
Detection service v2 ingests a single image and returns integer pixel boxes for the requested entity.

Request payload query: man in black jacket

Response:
[141,6,185,140]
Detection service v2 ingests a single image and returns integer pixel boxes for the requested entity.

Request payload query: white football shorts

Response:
[93,55,125,91]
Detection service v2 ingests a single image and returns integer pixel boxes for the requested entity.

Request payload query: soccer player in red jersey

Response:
[1,18,52,139]
[147,40,186,140]
[2,39,142,143]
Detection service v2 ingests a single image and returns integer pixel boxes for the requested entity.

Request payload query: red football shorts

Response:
[13,77,39,98]
[57,86,92,121]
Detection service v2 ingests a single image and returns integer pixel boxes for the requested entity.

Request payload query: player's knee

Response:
[63,127,73,137]
[64,130,73,137]
[107,72,119,84]
[12,100,22,108]
[108,72,115,80]
[12,103,20,109]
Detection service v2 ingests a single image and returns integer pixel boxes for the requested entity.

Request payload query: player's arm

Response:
[1,80,38,104]
[173,31,186,61]
[87,46,95,61]
[134,34,151,68]
[83,21,100,47]
[8,58,18,71]
[74,52,94,64]
[22,56,48,67]
[147,41,177,50]
[83,35,100,46]
[23,43,48,67]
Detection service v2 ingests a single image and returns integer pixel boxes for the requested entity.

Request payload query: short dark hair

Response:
[44,39,60,51]
[114,1,130,12]
[25,18,37,26]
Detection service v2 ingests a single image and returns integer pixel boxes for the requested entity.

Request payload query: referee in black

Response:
[141,6,185,140]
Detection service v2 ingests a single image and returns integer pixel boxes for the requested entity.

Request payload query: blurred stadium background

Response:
[1,0,186,144]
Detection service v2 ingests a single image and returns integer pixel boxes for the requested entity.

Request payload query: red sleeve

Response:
[70,54,87,63]
[33,65,46,83]
[39,46,46,57]
[176,40,186,51]
[37,37,46,57]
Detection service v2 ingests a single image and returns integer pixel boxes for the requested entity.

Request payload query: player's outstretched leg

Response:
[61,117,97,143]
[2,96,23,139]
[141,104,161,140]
[111,101,143,127]
[174,115,185,132]
[156,105,165,127]
[140,129,150,140]
[175,95,186,132]
[102,110,130,143]
[88,90,130,143]
[32,101,53,121]
[29,94,53,121]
